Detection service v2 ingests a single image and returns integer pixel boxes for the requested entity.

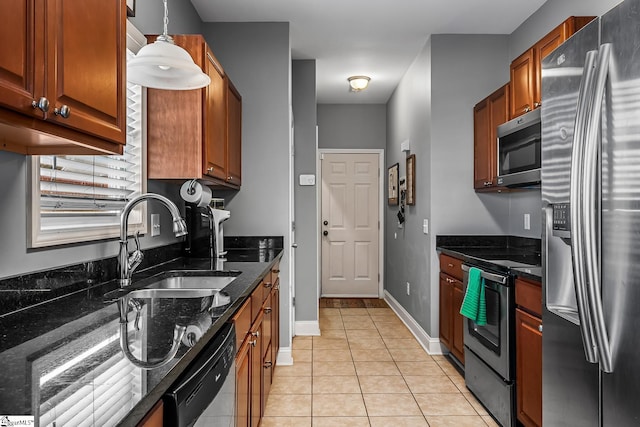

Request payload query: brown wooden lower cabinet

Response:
[516,307,543,427]
[234,266,280,427]
[439,253,465,365]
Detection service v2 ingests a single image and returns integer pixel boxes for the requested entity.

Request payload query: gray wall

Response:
[386,34,512,337]
[201,22,293,347]
[0,0,204,280]
[317,104,387,149]
[292,60,318,322]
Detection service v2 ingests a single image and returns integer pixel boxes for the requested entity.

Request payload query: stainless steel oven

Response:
[462,263,515,427]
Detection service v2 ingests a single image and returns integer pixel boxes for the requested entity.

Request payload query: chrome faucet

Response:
[118,193,188,288]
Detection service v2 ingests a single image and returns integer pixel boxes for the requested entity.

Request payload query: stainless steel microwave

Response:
[496,109,541,187]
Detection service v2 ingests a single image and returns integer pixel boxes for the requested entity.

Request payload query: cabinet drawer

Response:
[440,254,463,281]
[232,297,252,352]
[516,278,542,317]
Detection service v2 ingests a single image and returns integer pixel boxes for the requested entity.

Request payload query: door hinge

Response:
[292,296,295,307]
[320,153,324,160]
[378,273,380,282]
[292,221,296,231]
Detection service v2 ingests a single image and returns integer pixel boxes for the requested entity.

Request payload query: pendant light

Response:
[127,0,211,90]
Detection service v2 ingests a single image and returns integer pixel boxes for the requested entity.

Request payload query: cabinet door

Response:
[473,98,490,190]
[271,279,280,369]
[204,48,227,181]
[439,274,453,350]
[452,280,465,364]
[227,80,242,186]
[533,25,567,108]
[45,0,125,144]
[516,308,542,427]
[236,339,251,427]
[250,313,263,427]
[510,48,535,119]
[0,0,41,117]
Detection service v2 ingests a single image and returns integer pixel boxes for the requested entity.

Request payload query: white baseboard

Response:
[276,347,293,366]
[384,290,447,355]
[295,320,321,336]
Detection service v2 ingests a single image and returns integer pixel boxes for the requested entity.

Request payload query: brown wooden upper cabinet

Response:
[509,16,595,119]
[474,83,509,191]
[147,34,242,189]
[0,0,127,155]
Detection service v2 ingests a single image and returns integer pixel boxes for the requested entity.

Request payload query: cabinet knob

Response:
[250,339,257,347]
[54,105,71,118]
[448,263,454,268]
[272,269,280,274]
[264,361,273,368]
[227,176,232,181]
[264,307,272,314]
[534,101,542,108]
[31,97,49,113]
[264,281,273,289]
[524,105,531,113]
[538,324,543,332]
[323,220,328,226]
[251,331,260,338]
[323,230,328,236]
[207,167,214,173]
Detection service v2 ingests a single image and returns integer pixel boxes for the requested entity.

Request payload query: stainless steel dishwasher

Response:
[164,323,236,427]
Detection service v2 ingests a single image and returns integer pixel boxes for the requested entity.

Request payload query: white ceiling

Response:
[190,0,547,104]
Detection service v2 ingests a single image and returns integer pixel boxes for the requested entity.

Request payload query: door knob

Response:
[323,220,328,226]
[323,230,328,236]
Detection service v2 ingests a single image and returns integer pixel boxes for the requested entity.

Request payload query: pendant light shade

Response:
[127,0,210,90]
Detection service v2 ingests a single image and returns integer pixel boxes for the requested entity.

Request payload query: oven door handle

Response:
[462,264,507,285]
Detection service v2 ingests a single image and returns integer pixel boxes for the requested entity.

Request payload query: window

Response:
[28,48,146,248]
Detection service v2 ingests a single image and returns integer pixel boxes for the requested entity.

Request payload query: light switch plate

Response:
[151,214,160,237]
[299,174,316,186]
[423,219,429,234]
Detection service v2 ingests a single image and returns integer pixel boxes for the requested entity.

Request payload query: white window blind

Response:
[29,49,146,247]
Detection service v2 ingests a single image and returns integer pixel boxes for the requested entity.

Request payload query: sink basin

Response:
[144,275,236,290]
[126,288,225,299]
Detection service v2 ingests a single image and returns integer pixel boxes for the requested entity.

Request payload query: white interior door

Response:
[321,152,380,297]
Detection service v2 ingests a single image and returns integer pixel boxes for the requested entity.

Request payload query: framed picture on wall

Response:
[406,154,416,205]
[388,163,399,205]
[127,0,135,17]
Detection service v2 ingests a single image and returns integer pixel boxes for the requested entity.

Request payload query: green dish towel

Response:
[460,267,487,326]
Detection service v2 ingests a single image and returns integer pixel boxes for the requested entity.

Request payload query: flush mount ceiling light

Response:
[127,0,211,90]
[348,75,371,92]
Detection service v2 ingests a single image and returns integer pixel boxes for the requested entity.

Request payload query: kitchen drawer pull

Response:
[207,167,214,173]
[251,331,260,338]
[54,105,70,118]
[534,101,542,108]
[264,307,272,314]
[32,97,49,113]
[264,282,273,289]
[524,105,531,113]
[538,324,543,333]
[272,269,280,273]
[448,263,454,268]
[250,339,257,347]
[227,176,232,181]
[264,361,273,368]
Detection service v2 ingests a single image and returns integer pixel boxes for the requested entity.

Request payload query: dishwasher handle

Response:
[462,264,507,285]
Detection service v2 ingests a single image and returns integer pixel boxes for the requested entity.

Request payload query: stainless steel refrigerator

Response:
[541,0,640,425]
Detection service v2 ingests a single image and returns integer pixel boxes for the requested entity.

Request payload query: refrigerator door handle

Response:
[569,49,600,364]
[583,43,614,373]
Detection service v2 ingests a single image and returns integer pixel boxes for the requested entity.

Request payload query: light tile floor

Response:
[262,306,500,427]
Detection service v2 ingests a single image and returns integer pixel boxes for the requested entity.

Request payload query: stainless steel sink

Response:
[126,288,226,299]
[143,275,236,290]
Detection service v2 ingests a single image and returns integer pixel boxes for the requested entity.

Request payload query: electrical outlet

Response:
[151,214,160,236]
[524,213,531,230]
[406,282,410,295]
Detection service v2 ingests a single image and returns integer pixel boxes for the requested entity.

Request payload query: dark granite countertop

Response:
[0,242,282,427]
[436,235,542,282]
